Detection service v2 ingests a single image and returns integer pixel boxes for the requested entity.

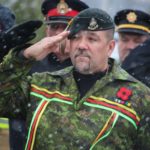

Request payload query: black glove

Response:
[0,20,43,61]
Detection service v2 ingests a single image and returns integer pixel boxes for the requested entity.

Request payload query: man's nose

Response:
[126,41,137,50]
[78,38,88,50]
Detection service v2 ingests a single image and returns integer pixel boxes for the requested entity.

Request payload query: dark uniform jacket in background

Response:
[122,38,150,88]
[30,53,72,73]
[0,51,150,150]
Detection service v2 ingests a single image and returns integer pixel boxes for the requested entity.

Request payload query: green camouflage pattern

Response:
[0,50,150,150]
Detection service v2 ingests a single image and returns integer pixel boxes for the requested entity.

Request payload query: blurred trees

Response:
[0,0,45,40]
[1,0,43,22]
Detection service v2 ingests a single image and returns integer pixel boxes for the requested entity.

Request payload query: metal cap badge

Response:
[114,9,150,35]
[68,8,114,39]
[126,12,137,23]
[57,0,69,15]
[88,18,99,30]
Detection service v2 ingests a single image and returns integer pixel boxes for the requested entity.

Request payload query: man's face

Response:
[118,32,149,62]
[46,23,70,61]
[70,31,115,74]
[46,23,67,36]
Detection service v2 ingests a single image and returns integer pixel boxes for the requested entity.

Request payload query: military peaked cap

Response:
[41,0,89,24]
[114,9,150,35]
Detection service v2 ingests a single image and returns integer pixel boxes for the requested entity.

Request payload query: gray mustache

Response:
[74,49,90,58]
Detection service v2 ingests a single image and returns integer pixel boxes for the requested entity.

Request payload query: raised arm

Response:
[23,31,69,60]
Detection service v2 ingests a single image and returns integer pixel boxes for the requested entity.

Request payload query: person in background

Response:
[0,8,150,150]
[0,4,16,62]
[121,37,150,87]
[9,0,89,149]
[0,4,43,150]
[0,3,15,140]
[1,20,42,150]
[114,9,150,63]
[114,9,150,88]
[30,0,89,73]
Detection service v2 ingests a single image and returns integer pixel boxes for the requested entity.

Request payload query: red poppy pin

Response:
[116,87,132,101]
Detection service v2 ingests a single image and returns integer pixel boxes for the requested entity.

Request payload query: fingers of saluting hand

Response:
[43,31,69,50]
[52,31,70,44]
[23,31,70,60]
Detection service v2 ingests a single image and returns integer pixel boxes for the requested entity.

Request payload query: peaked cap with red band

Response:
[41,0,89,24]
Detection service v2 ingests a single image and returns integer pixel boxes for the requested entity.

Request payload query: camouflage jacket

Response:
[0,51,150,150]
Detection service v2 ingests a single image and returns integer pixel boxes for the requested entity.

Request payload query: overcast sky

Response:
[82,0,150,17]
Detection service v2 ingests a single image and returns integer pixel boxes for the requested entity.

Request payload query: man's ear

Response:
[108,40,115,57]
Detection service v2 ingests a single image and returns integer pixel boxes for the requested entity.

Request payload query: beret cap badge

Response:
[88,17,99,30]
[126,12,137,23]
[57,0,69,15]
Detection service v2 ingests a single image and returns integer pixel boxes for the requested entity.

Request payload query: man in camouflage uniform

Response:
[0,8,150,150]
[0,5,42,148]
[8,1,88,149]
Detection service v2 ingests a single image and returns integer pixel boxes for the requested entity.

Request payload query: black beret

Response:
[68,8,114,39]
[114,9,150,35]
[41,0,89,24]
[0,5,15,32]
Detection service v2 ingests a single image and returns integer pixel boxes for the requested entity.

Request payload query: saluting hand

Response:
[23,31,69,60]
